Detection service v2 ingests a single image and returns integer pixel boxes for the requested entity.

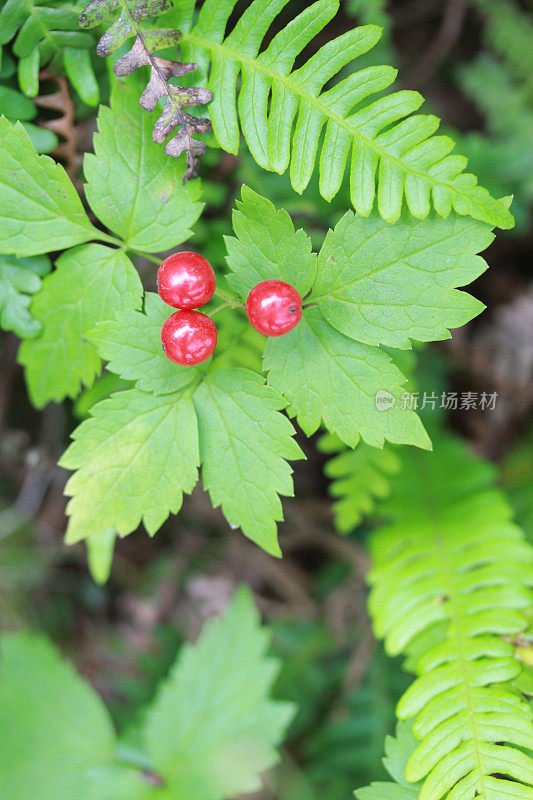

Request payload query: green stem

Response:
[128,251,162,265]
[93,230,124,247]
[207,301,229,317]
[214,287,243,308]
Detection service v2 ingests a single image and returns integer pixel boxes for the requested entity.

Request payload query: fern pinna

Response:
[364,434,533,800]
[79,0,513,228]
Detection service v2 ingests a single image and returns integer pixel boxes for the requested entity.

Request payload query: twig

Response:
[407,0,468,87]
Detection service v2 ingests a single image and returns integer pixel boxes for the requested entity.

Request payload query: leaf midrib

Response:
[412,457,490,799]
[182,31,508,219]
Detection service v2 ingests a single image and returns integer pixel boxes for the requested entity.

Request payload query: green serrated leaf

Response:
[144,587,296,800]
[0,253,50,338]
[225,185,316,298]
[193,369,304,556]
[265,309,431,449]
[61,386,200,544]
[84,78,204,253]
[88,293,203,396]
[0,117,98,256]
[0,632,150,800]
[18,245,143,407]
[311,211,492,349]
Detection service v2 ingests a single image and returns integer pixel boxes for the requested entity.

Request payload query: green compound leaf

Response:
[0,632,149,800]
[179,0,513,228]
[61,369,302,556]
[84,78,204,253]
[19,245,143,408]
[144,586,295,800]
[265,309,431,449]
[0,117,98,256]
[318,433,402,533]
[0,253,51,338]
[193,369,304,556]
[61,387,200,544]
[367,435,533,800]
[225,185,316,298]
[89,293,203,396]
[311,211,493,349]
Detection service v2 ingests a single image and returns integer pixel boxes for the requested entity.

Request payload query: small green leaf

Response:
[84,78,204,253]
[0,632,149,800]
[312,211,492,348]
[20,121,59,153]
[61,386,200,544]
[19,245,143,407]
[193,369,304,556]
[0,117,97,256]
[319,433,402,533]
[265,309,431,449]
[17,49,39,97]
[0,253,50,338]
[225,185,317,298]
[64,47,99,106]
[0,84,36,119]
[88,293,202,396]
[144,586,296,800]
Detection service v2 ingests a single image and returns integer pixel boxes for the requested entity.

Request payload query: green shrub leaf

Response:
[144,586,295,799]
[0,253,50,338]
[0,117,98,256]
[61,386,200,544]
[311,211,492,348]
[89,293,203,396]
[225,185,316,298]
[193,369,304,556]
[265,309,431,449]
[0,632,149,800]
[18,245,143,407]
[84,78,204,252]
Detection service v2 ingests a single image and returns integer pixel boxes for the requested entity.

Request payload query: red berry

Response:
[161,310,217,366]
[157,252,216,310]
[246,280,303,337]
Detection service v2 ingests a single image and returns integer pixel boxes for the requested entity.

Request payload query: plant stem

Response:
[214,287,243,308]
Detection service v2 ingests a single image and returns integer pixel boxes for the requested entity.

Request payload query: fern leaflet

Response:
[177,0,513,228]
[368,434,533,800]
[318,433,401,533]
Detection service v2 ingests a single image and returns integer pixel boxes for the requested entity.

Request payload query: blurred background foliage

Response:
[0,0,532,797]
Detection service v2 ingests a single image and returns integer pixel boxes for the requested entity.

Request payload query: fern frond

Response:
[368,435,533,800]
[79,0,213,179]
[177,0,513,228]
[318,433,401,534]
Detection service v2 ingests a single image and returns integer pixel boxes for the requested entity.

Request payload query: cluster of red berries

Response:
[158,252,303,366]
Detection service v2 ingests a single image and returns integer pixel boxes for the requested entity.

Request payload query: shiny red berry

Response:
[161,310,217,366]
[246,280,303,337]
[157,252,216,310]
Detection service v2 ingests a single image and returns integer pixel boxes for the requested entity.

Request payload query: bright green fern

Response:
[367,434,533,800]
[80,0,514,227]
[318,433,401,534]
[175,0,513,227]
